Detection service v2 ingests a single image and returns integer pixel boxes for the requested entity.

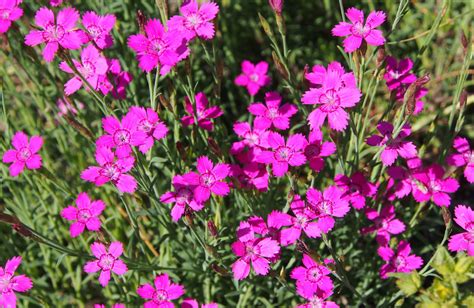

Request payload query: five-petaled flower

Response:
[82,11,116,49]
[168,0,219,40]
[334,172,377,210]
[0,0,23,34]
[361,204,405,246]
[61,192,106,237]
[181,92,223,132]
[129,106,168,153]
[378,240,423,279]
[137,273,185,308]
[248,92,298,131]
[234,60,271,96]
[411,164,459,207]
[84,241,128,287]
[291,254,334,299]
[448,204,474,256]
[0,256,33,308]
[447,137,474,183]
[2,131,43,177]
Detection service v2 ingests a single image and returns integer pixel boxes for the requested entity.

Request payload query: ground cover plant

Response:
[0,0,473,307]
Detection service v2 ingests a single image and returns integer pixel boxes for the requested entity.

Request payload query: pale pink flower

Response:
[182,298,218,308]
[82,11,116,49]
[168,0,219,40]
[248,92,297,130]
[160,174,203,222]
[447,137,474,183]
[137,273,185,308]
[304,130,336,173]
[448,204,474,256]
[2,131,43,177]
[378,241,423,279]
[411,164,459,207]
[332,7,386,52]
[291,254,333,299]
[334,172,377,210]
[25,7,83,62]
[84,242,128,287]
[234,60,271,96]
[61,192,105,237]
[128,106,168,153]
[0,256,33,308]
[361,204,405,246]
[383,56,416,91]
[181,92,223,131]
[0,0,23,34]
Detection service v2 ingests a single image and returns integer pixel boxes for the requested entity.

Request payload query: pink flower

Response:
[61,192,105,237]
[366,122,418,166]
[234,60,271,96]
[84,242,128,287]
[59,45,108,95]
[96,113,148,157]
[230,163,269,192]
[181,92,223,131]
[302,62,361,131]
[361,204,405,246]
[231,237,280,280]
[25,7,82,62]
[378,241,423,279]
[50,0,63,6]
[297,289,339,308]
[306,186,350,233]
[182,156,230,203]
[447,137,474,183]
[0,0,23,34]
[386,157,422,200]
[268,0,283,14]
[332,7,386,53]
[257,132,307,177]
[334,172,377,210]
[82,11,116,49]
[448,204,474,256]
[243,212,291,246]
[304,130,336,172]
[128,19,189,74]
[0,256,33,308]
[411,164,459,207]
[383,57,417,91]
[248,92,297,130]
[291,254,333,299]
[168,0,219,40]
[230,122,269,159]
[94,304,125,308]
[81,146,137,194]
[128,106,168,153]
[137,273,185,307]
[182,298,218,308]
[2,131,43,177]
[98,59,133,100]
[160,174,204,222]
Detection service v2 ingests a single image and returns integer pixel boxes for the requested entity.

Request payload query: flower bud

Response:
[258,13,274,39]
[376,47,386,67]
[64,114,94,141]
[269,0,283,15]
[272,51,289,80]
[460,90,468,108]
[208,137,222,157]
[211,263,229,276]
[176,141,187,161]
[207,220,218,237]
[136,10,147,34]
[460,30,468,54]
[441,207,451,227]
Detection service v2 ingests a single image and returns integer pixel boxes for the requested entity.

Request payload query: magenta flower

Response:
[168,0,219,40]
[291,254,333,299]
[332,7,386,53]
[230,163,269,192]
[161,174,203,222]
[129,106,168,153]
[0,256,33,308]
[302,62,361,131]
[297,289,339,308]
[386,157,423,200]
[378,241,423,279]
[182,156,230,203]
[128,19,189,74]
[306,186,350,233]
[82,11,116,49]
[231,237,280,280]
[361,205,405,246]
[366,122,418,166]
[234,60,271,96]
[50,0,63,6]
[137,273,185,308]
[447,137,474,183]
[61,192,105,238]
[94,304,125,308]
[0,0,23,34]
[81,147,137,194]
[230,122,269,158]
[257,132,307,177]
[304,130,336,173]
[2,131,43,177]
[248,92,297,130]
[411,164,459,207]
[98,59,133,100]
[96,113,147,157]
[181,92,223,131]
[448,204,474,256]
[268,0,283,14]
[243,211,291,246]
[334,172,377,210]
[182,298,218,308]
[25,7,82,62]
[59,45,108,95]
[383,57,417,91]
[84,241,128,287]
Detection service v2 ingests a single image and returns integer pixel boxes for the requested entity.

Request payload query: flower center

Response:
[249,74,259,82]
[113,129,131,145]
[413,180,429,194]
[16,147,32,162]
[319,200,334,215]
[319,90,341,112]
[306,266,323,283]
[275,146,292,162]
[0,9,10,20]
[176,186,193,204]
[305,144,321,158]
[266,108,279,120]
[200,172,216,187]
[245,132,259,146]
[464,151,474,164]
[77,209,92,223]
[101,163,121,181]
[80,61,96,78]
[98,254,115,271]
[390,71,401,80]
[153,289,169,303]
[138,119,154,133]
[44,24,65,42]
[87,25,102,38]
[149,38,165,55]
[395,256,407,269]
[0,274,12,293]
[185,13,203,28]
[295,215,308,228]
[429,180,441,192]
[309,297,324,308]
[351,22,368,37]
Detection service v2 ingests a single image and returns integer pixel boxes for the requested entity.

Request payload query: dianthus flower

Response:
[411,164,459,207]
[238,212,290,251]
[234,60,271,96]
[168,0,219,40]
[181,92,223,132]
[334,172,377,210]
[81,147,137,194]
[383,57,417,91]
[378,241,423,279]
[366,122,417,166]
[306,186,350,233]
[304,130,336,173]
[61,192,105,237]
[160,174,203,222]
[0,0,23,34]
[182,298,218,308]
[128,106,168,153]
[2,131,43,177]
[361,204,405,246]
[25,7,82,62]
[448,204,474,256]
[50,0,63,6]
[0,256,33,308]
[84,242,128,287]
[98,59,133,100]
[229,163,269,192]
[447,137,474,183]
[230,122,268,158]
[297,289,339,308]
[137,273,185,308]
[248,92,297,130]
[59,45,108,95]
[257,132,307,177]
[332,7,386,52]
[386,157,422,200]
[128,19,189,74]
[291,254,333,299]
[82,11,116,49]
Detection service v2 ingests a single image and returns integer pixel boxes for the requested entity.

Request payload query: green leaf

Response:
[390,271,422,296]
[432,246,455,278]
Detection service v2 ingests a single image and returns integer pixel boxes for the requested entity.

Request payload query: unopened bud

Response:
[208,137,222,157]
[460,90,468,108]
[269,0,283,15]
[272,51,289,80]
[460,30,468,54]
[176,141,187,161]
[211,263,229,276]
[158,94,173,112]
[302,64,310,88]
[258,13,274,39]
[207,220,218,237]
[404,74,430,115]
[156,0,169,21]
[359,40,367,57]
[136,10,147,34]
[441,207,451,227]
[64,114,94,141]
[376,47,386,67]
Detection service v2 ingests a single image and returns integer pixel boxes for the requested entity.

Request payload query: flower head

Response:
[378,241,423,279]
[0,256,33,308]
[448,204,474,256]
[248,92,297,130]
[61,192,106,237]
[296,289,339,308]
[291,254,333,299]
[411,164,459,207]
[447,137,474,183]
[84,242,128,287]
[82,11,116,49]
[182,298,218,308]
[306,186,350,233]
[168,0,219,40]
[304,130,336,173]
[230,122,269,160]
[234,60,271,96]
[0,0,23,34]
[181,92,223,132]
[137,273,185,307]
[334,172,377,210]
[383,57,417,91]
[98,59,133,100]
[128,106,168,153]
[361,204,405,246]
[229,163,269,192]
[2,131,43,177]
